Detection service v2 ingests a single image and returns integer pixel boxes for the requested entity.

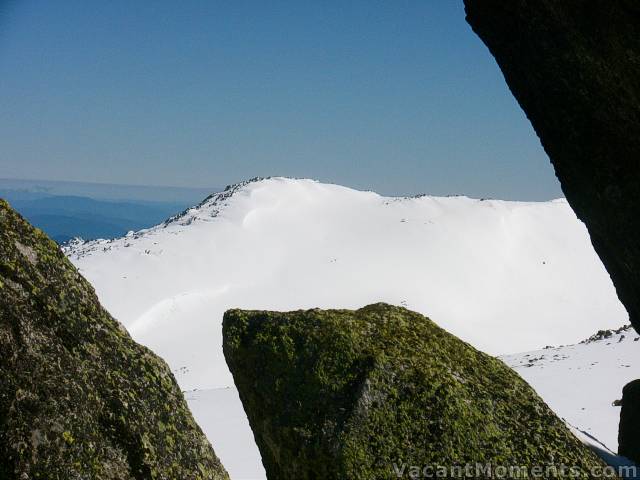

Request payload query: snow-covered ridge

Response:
[66,176,625,356]
[65,177,629,479]
[64,177,269,257]
[164,177,269,227]
[65,176,566,259]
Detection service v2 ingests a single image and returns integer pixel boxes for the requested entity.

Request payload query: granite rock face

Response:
[464,0,640,332]
[223,303,606,479]
[619,380,640,463]
[0,199,228,479]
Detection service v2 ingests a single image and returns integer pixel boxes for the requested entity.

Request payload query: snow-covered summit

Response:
[64,177,268,256]
[164,177,269,227]
[67,176,626,356]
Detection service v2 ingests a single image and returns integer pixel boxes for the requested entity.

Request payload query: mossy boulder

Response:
[0,199,228,479]
[224,303,607,479]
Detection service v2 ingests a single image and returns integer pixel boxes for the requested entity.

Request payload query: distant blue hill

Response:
[1,191,199,243]
[0,178,215,204]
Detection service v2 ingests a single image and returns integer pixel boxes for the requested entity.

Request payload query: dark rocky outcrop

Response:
[619,380,640,463]
[223,303,606,479]
[464,0,640,333]
[0,199,228,479]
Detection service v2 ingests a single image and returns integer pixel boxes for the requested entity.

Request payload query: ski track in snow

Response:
[65,177,631,479]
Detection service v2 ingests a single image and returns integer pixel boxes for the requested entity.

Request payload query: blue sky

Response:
[0,1,562,199]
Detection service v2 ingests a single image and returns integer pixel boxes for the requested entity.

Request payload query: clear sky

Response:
[0,1,562,199]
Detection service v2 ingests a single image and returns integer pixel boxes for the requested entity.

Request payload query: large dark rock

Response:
[619,380,640,463]
[223,303,606,479]
[464,0,640,332]
[0,199,228,479]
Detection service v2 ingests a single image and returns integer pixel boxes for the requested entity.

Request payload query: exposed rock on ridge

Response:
[0,199,228,479]
[463,0,640,333]
[223,303,606,479]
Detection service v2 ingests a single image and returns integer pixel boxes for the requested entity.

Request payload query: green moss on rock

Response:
[224,304,607,479]
[0,199,228,479]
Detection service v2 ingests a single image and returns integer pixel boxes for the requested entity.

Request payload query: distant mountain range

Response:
[0,178,218,243]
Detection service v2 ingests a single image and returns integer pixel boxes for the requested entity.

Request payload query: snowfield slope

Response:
[66,177,629,479]
[502,325,640,454]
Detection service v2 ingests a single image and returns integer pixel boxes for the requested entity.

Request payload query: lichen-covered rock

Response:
[619,380,640,463]
[464,0,640,333]
[0,199,228,479]
[223,303,607,479]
